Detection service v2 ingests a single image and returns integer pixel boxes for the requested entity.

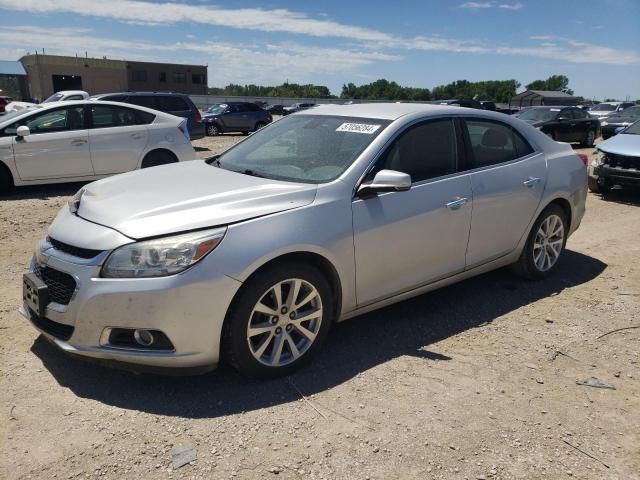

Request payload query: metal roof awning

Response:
[0,60,27,76]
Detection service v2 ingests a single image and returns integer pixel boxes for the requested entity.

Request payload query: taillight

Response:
[578,153,589,167]
[193,111,202,123]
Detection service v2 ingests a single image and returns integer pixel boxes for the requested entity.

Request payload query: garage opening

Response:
[52,74,82,92]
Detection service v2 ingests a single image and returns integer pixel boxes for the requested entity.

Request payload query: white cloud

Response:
[0,0,394,42]
[460,1,523,9]
[0,26,402,87]
[498,2,523,10]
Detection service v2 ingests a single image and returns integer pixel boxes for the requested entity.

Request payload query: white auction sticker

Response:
[336,122,381,134]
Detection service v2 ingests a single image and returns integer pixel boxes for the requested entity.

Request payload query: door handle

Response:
[445,197,468,210]
[71,139,88,146]
[523,177,541,188]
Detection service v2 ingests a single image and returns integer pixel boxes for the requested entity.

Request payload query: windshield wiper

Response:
[240,169,266,178]
[205,155,222,167]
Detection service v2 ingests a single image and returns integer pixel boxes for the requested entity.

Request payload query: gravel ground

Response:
[1,136,639,480]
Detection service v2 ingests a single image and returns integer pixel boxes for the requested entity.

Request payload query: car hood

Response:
[598,133,640,157]
[589,110,613,117]
[77,161,318,239]
[604,115,638,124]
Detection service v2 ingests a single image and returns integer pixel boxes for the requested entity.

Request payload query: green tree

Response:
[339,79,431,101]
[430,79,519,103]
[525,75,573,95]
[208,82,336,98]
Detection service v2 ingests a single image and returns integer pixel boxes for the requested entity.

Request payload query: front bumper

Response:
[593,164,640,186]
[21,240,242,370]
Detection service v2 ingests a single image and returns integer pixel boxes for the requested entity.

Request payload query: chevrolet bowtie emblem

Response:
[68,188,85,214]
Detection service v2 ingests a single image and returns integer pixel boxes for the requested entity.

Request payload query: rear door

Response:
[9,105,93,180]
[88,104,152,174]
[462,117,546,267]
[572,107,596,141]
[554,108,576,142]
[352,118,473,305]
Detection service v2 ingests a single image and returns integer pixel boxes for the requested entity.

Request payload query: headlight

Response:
[601,121,608,126]
[592,150,605,167]
[101,227,226,278]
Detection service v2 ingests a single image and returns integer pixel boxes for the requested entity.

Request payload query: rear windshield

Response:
[591,103,616,111]
[517,109,558,122]
[43,93,64,103]
[215,115,391,183]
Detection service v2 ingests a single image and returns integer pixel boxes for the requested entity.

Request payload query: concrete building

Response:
[0,60,29,100]
[19,54,207,101]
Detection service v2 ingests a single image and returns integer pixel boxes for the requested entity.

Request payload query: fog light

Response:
[134,329,154,347]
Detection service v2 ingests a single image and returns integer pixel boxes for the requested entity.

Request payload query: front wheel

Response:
[510,205,567,280]
[588,175,612,194]
[222,264,333,378]
[582,129,596,147]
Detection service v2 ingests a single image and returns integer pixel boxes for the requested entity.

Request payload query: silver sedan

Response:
[21,103,587,377]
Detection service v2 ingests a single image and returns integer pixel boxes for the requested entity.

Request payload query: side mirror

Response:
[557,116,568,122]
[358,169,412,196]
[16,125,30,138]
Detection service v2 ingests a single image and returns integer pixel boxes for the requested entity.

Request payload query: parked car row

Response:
[0,100,195,193]
[201,102,272,135]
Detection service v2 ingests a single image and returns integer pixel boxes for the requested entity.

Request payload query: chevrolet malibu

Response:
[21,104,587,378]
[0,100,195,193]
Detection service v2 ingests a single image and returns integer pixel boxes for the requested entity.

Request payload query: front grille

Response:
[48,237,103,259]
[33,265,76,305]
[605,153,640,170]
[28,308,74,341]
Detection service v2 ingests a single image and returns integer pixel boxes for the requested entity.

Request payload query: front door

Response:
[10,105,93,180]
[352,118,473,306]
[462,118,547,267]
[88,104,149,174]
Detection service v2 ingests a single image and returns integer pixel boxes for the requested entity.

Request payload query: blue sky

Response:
[0,0,638,100]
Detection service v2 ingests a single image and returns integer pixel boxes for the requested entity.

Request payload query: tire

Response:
[510,204,568,280]
[222,263,334,379]
[140,150,177,169]
[588,175,612,194]
[242,131,250,136]
[206,124,220,136]
[0,165,13,194]
[254,121,266,132]
[582,129,596,147]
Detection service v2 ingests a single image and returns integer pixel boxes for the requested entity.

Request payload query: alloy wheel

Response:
[247,278,323,367]
[533,214,565,272]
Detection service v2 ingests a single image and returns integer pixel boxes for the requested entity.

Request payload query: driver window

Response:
[4,107,85,135]
[378,119,457,183]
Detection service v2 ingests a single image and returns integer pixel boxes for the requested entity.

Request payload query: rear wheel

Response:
[206,124,220,136]
[140,150,177,169]
[254,121,266,132]
[588,175,613,194]
[510,204,567,280]
[222,263,333,378]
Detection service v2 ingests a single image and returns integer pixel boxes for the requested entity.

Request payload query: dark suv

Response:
[91,92,205,140]
[201,102,272,135]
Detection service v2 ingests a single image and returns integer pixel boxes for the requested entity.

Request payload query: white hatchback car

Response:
[0,100,195,193]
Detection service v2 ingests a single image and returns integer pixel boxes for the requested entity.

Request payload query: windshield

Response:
[591,103,616,111]
[214,115,391,183]
[43,93,64,103]
[623,120,640,135]
[517,108,558,122]
[206,104,227,115]
[613,106,640,119]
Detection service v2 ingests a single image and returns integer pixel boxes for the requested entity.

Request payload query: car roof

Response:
[295,102,481,120]
[93,92,188,97]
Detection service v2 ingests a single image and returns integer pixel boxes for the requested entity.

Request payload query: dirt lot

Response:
[1,136,639,480]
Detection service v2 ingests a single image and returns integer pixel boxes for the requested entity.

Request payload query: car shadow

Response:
[596,186,640,206]
[31,250,606,419]
[193,146,211,152]
[2,182,87,201]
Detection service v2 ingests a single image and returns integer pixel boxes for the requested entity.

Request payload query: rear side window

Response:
[156,96,189,112]
[127,96,156,109]
[91,105,155,128]
[244,103,261,112]
[464,119,533,168]
[573,108,588,119]
[379,119,457,183]
[100,95,127,102]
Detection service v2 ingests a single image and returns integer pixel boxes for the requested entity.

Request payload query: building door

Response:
[52,74,82,92]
